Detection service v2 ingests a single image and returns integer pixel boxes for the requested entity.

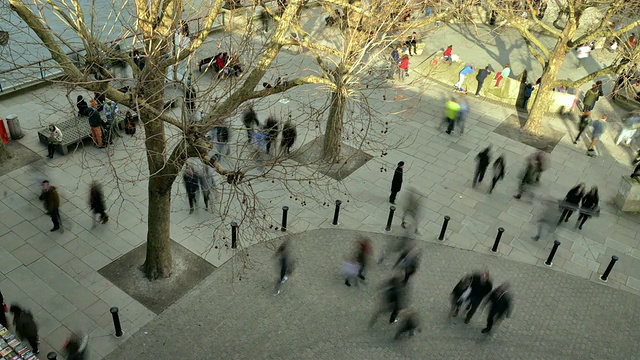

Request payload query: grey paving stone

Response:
[0,209,27,228]
[45,244,76,266]
[11,243,42,265]
[0,248,21,275]
[605,237,633,255]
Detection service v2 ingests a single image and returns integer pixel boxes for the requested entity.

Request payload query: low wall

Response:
[615,175,640,212]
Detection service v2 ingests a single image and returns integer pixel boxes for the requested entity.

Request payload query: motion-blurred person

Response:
[616,111,640,146]
[576,186,599,230]
[457,100,469,134]
[514,156,538,199]
[573,111,591,144]
[587,116,607,157]
[481,282,512,334]
[394,244,421,284]
[212,125,230,162]
[443,98,461,134]
[281,121,297,154]
[449,274,472,319]
[243,106,260,143]
[369,276,405,326]
[530,151,547,182]
[473,147,491,188]
[89,181,109,227]
[394,309,421,340]
[275,239,292,295]
[183,164,200,214]
[464,270,493,324]
[0,290,7,328]
[389,161,404,204]
[531,198,562,241]
[632,150,640,178]
[401,188,421,233]
[355,236,372,281]
[63,332,89,360]
[39,180,63,232]
[557,183,585,224]
[489,155,505,194]
[10,305,39,354]
[198,164,216,212]
[265,116,279,154]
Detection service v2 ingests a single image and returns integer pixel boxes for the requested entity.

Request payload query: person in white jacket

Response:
[47,124,63,158]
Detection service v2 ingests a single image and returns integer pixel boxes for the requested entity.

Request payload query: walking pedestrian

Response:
[274,240,292,295]
[355,236,372,281]
[513,156,537,199]
[531,151,547,183]
[260,8,270,32]
[473,147,491,188]
[198,164,215,212]
[475,66,491,96]
[576,186,599,230]
[557,183,585,224]
[243,106,260,143]
[377,233,412,265]
[494,64,510,87]
[449,274,472,318]
[442,45,453,64]
[0,290,7,328]
[281,121,297,154]
[582,84,599,112]
[63,332,89,360]
[393,244,421,284]
[265,116,279,154]
[369,276,405,326]
[481,282,512,334]
[213,125,230,160]
[401,188,421,233]
[489,155,505,194]
[576,43,591,68]
[464,270,493,324]
[183,164,199,214]
[343,237,371,287]
[394,310,421,340]
[46,124,62,159]
[587,115,607,156]
[9,305,39,354]
[444,98,461,134]
[455,64,475,90]
[522,83,534,110]
[457,100,469,134]
[616,111,640,146]
[531,198,562,241]
[573,111,591,144]
[39,180,62,232]
[89,182,108,227]
[389,161,404,204]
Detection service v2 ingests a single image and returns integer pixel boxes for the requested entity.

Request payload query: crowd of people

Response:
[75,93,137,149]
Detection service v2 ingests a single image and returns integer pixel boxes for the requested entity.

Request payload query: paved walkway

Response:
[105,229,640,359]
[0,6,639,359]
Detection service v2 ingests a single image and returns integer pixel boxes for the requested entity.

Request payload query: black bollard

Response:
[231,221,238,249]
[110,307,123,337]
[600,255,619,281]
[47,352,57,360]
[385,205,396,231]
[281,206,289,232]
[332,200,342,226]
[491,227,505,252]
[545,240,561,266]
[438,215,450,241]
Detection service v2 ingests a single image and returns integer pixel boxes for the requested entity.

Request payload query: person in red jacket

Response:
[399,54,409,80]
[443,45,453,64]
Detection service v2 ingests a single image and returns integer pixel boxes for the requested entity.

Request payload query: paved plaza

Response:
[0,6,639,359]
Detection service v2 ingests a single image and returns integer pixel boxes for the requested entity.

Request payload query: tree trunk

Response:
[144,179,173,279]
[522,65,559,134]
[323,89,345,163]
[0,141,11,162]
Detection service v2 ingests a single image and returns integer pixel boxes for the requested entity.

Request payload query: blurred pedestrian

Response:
[632,150,640,178]
[243,106,260,143]
[260,8,270,32]
[10,305,39,354]
[481,282,512,334]
[183,164,199,214]
[355,236,372,281]
[275,239,293,295]
[489,155,505,194]
[444,98,461,134]
[198,164,216,212]
[494,64,510,87]
[89,181,108,227]
[457,100,469,134]
[513,157,537,200]
[449,274,472,319]
[530,151,547,183]
[265,116,279,154]
[475,66,491,97]
[63,332,89,360]
[394,309,421,340]
[557,183,585,224]
[616,111,640,146]
[342,256,360,287]
[393,244,421,284]
[389,161,404,204]
[464,270,493,324]
[576,43,591,68]
[281,121,297,154]
[378,233,411,265]
[473,147,491,188]
[401,188,421,233]
[46,124,63,159]
[39,180,62,232]
[0,290,7,328]
[213,125,230,161]
[369,276,405,326]
[587,116,607,156]
[576,186,599,230]
[531,198,562,241]
[455,64,475,90]
[573,111,591,144]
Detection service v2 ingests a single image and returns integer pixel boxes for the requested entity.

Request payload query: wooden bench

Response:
[38,117,92,155]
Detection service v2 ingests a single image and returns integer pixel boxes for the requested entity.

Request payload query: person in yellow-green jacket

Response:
[444,98,461,134]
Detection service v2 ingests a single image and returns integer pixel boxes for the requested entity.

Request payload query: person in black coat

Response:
[473,147,491,187]
[0,290,7,328]
[577,186,599,230]
[489,156,505,194]
[389,161,405,204]
[558,183,585,224]
[464,270,493,324]
[265,116,279,154]
[481,282,512,333]
[9,305,39,354]
[64,333,89,360]
[370,276,405,326]
[449,274,472,318]
[76,95,91,116]
[89,182,109,227]
[243,107,260,143]
[183,164,200,214]
[394,309,420,340]
[281,121,297,154]
[573,111,591,144]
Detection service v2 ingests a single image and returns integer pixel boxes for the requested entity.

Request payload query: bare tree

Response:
[485,0,640,133]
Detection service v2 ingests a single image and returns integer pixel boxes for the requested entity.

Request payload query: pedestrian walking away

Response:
[473,147,491,188]
[89,181,109,227]
[449,274,472,319]
[389,161,404,204]
[587,116,607,156]
[616,111,640,146]
[0,290,7,328]
[489,155,505,194]
[394,310,421,340]
[183,164,200,214]
[401,188,421,233]
[475,66,491,96]
[46,124,63,159]
[513,157,537,199]
[576,186,599,230]
[39,180,63,232]
[9,305,39,354]
[455,64,475,90]
[494,64,510,87]
[443,98,461,134]
[573,111,591,144]
[457,100,469,134]
[274,240,293,295]
[369,276,405,326]
[464,270,493,324]
[531,198,562,241]
[394,244,421,284]
[557,183,585,224]
[481,282,513,334]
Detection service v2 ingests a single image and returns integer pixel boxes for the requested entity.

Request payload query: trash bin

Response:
[5,114,23,140]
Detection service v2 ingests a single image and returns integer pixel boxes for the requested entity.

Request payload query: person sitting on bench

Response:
[77,95,91,116]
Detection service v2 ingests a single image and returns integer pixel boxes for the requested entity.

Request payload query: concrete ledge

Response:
[615,175,640,212]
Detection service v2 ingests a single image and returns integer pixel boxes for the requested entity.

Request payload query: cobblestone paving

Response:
[106,229,640,359]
